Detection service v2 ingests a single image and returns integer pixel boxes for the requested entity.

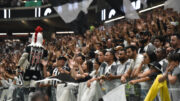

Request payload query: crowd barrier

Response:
[0,80,178,101]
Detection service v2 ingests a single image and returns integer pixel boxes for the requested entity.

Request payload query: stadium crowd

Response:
[0,7,180,101]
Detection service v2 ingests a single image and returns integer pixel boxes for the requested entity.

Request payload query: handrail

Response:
[0,4,51,10]
[0,14,59,21]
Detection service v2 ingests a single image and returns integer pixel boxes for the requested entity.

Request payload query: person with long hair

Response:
[78,58,104,101]
[129,51,162,101]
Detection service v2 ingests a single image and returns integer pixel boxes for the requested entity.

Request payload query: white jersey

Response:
[15,74,23,86]
[53,68,60,76]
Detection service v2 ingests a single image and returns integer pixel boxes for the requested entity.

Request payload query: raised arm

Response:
[17,53,29,68]
[41,59,48,78]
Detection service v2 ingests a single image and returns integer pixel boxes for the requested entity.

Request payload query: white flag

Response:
[54,0,93,23]
[123,0,140,19]
[103,84,127,101]
[141,0,147,9]
[164,0,180,13]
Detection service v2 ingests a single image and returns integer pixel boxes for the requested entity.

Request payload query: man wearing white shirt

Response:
[116,49,131,76]
[99,50,118,94]
[107,49,131,81]
[103,51,117,76]
[100,49,132,101]
[121,45,144,83]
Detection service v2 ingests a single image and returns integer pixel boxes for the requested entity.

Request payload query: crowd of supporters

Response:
[0,7,180,101]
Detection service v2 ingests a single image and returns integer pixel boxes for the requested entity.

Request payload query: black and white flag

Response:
[49,0,93,23]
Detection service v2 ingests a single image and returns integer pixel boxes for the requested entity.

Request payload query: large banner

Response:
[103,84,127,101]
